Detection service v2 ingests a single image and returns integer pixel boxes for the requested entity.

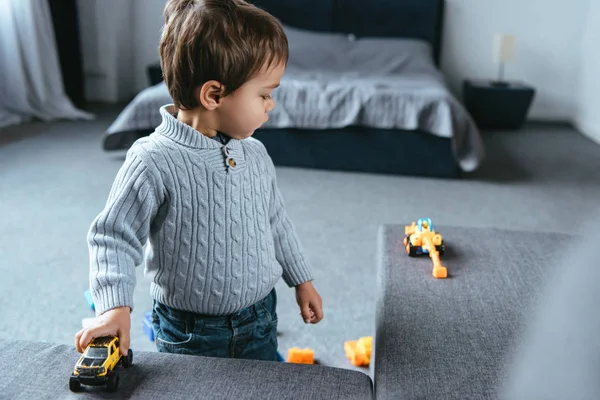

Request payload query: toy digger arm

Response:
[421,236,435,254]
[422,236,447,279]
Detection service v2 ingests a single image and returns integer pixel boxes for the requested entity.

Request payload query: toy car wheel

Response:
[407,243,418,257]
[106,371,120,393]
[436,244,445,256]
[69,376,81,392]
[122,349,133,368]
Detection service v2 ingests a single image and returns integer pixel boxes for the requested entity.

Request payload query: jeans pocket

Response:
[258,289,278,324]
[153,302,197,353]
[256,294,278,340]
[156,333,194,353]
[241,295,278,360]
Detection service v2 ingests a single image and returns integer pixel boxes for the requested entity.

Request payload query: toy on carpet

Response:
[84,290,95,311]
[344,336,373,367]
[69,336,133,393]
[287,348,314,364]
[276,351,285,362]
[404,218,448,279]
[143,311,155,341]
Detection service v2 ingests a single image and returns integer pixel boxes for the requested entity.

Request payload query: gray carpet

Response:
[1,106,599,374]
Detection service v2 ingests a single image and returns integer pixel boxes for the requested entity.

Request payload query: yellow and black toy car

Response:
[69,336,133,392]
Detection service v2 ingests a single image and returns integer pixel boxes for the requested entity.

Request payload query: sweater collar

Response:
[155,105,241,150]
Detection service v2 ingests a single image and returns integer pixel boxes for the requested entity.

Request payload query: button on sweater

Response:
[88,105,314,316]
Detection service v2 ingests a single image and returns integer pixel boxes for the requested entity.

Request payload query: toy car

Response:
[69,336,132,392]
[404,218,448,278]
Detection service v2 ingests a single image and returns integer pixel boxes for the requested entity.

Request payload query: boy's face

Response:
[217,62,285,139]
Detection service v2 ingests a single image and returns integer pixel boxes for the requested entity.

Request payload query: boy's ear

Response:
[197,80,225,110]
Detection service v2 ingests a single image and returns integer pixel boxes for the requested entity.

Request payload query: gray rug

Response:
[1,107,599,374]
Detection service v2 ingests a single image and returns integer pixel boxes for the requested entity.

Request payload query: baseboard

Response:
[574,120,600,145]
[526,119,575,129]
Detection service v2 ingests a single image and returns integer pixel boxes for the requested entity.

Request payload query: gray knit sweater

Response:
[88,105,314,316]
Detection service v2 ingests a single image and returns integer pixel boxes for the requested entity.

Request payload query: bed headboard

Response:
[249,0,445,66]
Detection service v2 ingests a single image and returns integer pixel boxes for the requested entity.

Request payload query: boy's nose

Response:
[266,98,275,112]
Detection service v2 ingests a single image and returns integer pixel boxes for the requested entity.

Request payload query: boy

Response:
[75,0,323,361]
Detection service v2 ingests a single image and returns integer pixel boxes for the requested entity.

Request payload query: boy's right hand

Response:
[75,306,131,356]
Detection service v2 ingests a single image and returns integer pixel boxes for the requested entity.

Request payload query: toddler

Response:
[75,0,323,361]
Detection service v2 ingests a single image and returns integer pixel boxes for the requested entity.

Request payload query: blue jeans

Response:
[151,289,279,361]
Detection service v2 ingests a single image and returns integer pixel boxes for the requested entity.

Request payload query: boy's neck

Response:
[176,108,218,139]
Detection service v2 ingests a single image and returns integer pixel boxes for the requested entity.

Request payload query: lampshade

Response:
[494,34,516,64]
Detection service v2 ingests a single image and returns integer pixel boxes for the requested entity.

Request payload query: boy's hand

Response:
[74,306,131,356]
[295,281,323,324]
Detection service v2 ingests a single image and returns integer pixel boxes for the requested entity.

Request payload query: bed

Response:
[103,0,485,178]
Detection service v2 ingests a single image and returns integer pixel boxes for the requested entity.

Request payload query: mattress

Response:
[106,25,485,172]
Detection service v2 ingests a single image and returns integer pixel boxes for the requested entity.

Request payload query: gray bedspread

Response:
[107,25,484,172]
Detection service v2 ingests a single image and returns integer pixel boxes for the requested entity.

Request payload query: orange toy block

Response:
[344,336,373,367]
[287,347,314,364]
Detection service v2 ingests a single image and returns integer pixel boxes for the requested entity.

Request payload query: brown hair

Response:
[159,0,288,110]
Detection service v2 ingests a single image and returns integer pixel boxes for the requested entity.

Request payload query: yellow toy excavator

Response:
[404,218,448,279]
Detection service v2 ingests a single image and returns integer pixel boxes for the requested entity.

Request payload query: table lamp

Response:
[493,34,516,87]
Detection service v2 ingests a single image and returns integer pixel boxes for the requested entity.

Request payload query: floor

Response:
[1,105,599,374]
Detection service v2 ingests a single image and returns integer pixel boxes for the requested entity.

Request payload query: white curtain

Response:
[0,0,94,129]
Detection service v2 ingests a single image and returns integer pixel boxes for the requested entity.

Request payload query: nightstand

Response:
[463,80,536,130]
[147,64,163,86]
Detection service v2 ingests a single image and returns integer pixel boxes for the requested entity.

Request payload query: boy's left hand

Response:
[295,281,323,324]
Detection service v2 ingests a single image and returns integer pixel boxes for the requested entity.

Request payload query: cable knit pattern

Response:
[88,105,314,316]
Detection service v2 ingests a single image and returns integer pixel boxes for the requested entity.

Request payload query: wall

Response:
[77,0,165,103]
[78,0,589,123]
[77,0,131,102]
[130,0,168,93]
[575,0,600,143]
[441,0,589,121]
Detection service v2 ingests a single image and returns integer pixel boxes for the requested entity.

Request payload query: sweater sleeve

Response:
[268,166,314,287]
[87,149,161,315]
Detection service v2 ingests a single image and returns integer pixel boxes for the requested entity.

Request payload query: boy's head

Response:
[159,0,288,139]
